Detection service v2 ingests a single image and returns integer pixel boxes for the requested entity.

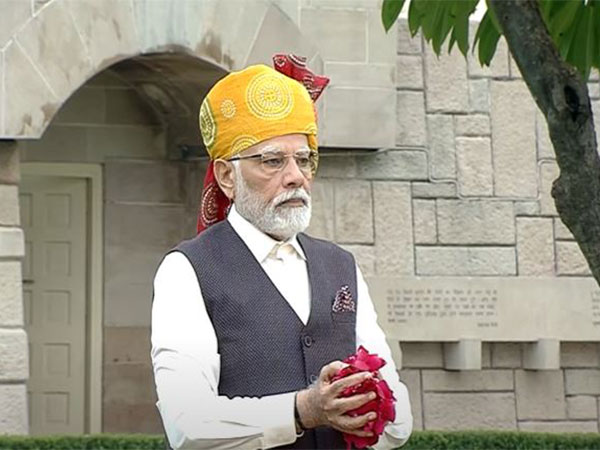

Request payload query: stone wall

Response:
[20,70,201,433]
[0,140,28,434]
[302,18,600,432]
[400,342,600,432]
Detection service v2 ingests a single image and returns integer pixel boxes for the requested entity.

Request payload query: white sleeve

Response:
[151,252,298,449]
[354,265,413,449]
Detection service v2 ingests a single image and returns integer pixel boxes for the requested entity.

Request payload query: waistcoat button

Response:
[309,374,318,383]
[303,335,313,347]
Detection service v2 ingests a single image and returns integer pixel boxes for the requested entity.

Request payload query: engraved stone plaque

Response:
[366,277,600,341]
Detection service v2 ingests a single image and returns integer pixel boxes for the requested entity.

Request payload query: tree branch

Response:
[489,0,600,284]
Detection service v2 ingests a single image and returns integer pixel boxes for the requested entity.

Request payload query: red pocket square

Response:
[332,285,356,313]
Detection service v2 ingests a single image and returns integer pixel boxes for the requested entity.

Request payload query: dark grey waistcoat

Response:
[167,220,358,449]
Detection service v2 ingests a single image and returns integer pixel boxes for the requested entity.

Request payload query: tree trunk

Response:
[489,0,600,286]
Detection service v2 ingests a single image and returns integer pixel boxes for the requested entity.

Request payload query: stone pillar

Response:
[0,140,28,434]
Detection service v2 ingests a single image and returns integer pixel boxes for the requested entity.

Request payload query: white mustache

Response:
[273,188,311,207]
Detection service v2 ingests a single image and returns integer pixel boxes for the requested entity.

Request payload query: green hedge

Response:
[0,431,599,449]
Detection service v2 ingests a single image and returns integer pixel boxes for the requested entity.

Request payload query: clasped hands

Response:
[295,361,378,438]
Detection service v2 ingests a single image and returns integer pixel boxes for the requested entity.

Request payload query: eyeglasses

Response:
[228,147,318,176]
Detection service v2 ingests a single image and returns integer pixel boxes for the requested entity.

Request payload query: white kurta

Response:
[151,205,413,449]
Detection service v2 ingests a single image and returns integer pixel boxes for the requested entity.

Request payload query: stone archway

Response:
[0,0,322,435]
[0,0,320,140]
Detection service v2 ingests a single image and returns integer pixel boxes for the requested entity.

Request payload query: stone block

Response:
[492,343,522,368]
[514,201,540,217]
[523,339,560,370]
[16,1,93,100]
[554,218,574,241]
[423,393,516,430]
[105,161,185,204]
[443,340,482,371]
[412,182,457,199]
[104,88,160,126]
[397,19,422,55]
[4,40,59,137]
[0,142,20,185]
[0,262,23,327]
[396,91,427,147]
[539,161,559,216]
[416,246,516,276]
[0,1,31,48]
[423,369,513,392]
[561,343,600,368]
[556,242,591,276]
[334,180,373,244]
[104,278,153,327]
[356,150,428,180]
[0,329,28,382]
[67,0,140,70]
[491,81,537,198]
[245,3,314,67]
[424,46,469,113]
[323,87,395,148]
[86,126,166,161]
[22,125,88,162]
[454,114,490,136]
[103,363,156,406]
[306,179,334,240]
[519,421,598,433]
[0,227,24,259]
[482,342,492,369]
[456,137,493,196]
[508,55,522,79]
[469,79,490,113]
[325,62,395,88]
[565,369,600,395]
[0,384,28,434]
[536,111,554,160]
[401,343,444,368]
[0,185,19,225]
[567,396,598,420]
[314,155,357,178]
[105,203,185,250]
[516,218,554,276]
[103,402,163,434]
[426,114,456,180]
[436,200,515,245]
[367,9,396,63]
[399,369,422,430]
[413,200,436,244]
[104,327,151,365]
[590,82,600,100]
[396,55,423,90]
[373,182,414,275]
[515,370,565,420]
[53,87,106,125]
[300,8,367,62]
[467,24,510,78]
[340,245,375,278]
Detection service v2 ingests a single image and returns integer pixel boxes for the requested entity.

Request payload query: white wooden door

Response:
[20,175,87,435]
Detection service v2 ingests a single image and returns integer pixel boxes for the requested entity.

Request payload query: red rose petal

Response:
[333,347,396,449]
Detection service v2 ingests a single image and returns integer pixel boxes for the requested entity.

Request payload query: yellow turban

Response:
[198,64,318,160]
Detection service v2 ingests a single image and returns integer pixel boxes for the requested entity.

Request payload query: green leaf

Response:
[382,0,407,32]
[474,11,501,67]
[484,0,503,33]
[407,0,426,36]
[452,0,478,56]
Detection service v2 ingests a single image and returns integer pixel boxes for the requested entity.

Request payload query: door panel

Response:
[20,175,87,435]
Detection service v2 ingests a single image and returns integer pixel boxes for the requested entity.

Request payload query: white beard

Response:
[233,166,312,241]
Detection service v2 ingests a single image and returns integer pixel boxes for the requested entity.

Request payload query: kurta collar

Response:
[227,204,307,263]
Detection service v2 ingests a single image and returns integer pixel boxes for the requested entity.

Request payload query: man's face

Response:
[232,133,314,240]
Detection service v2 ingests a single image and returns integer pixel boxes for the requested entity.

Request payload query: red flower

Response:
[331,346,396,449]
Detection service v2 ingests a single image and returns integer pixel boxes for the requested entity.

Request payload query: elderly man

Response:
[151,56,412,449]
